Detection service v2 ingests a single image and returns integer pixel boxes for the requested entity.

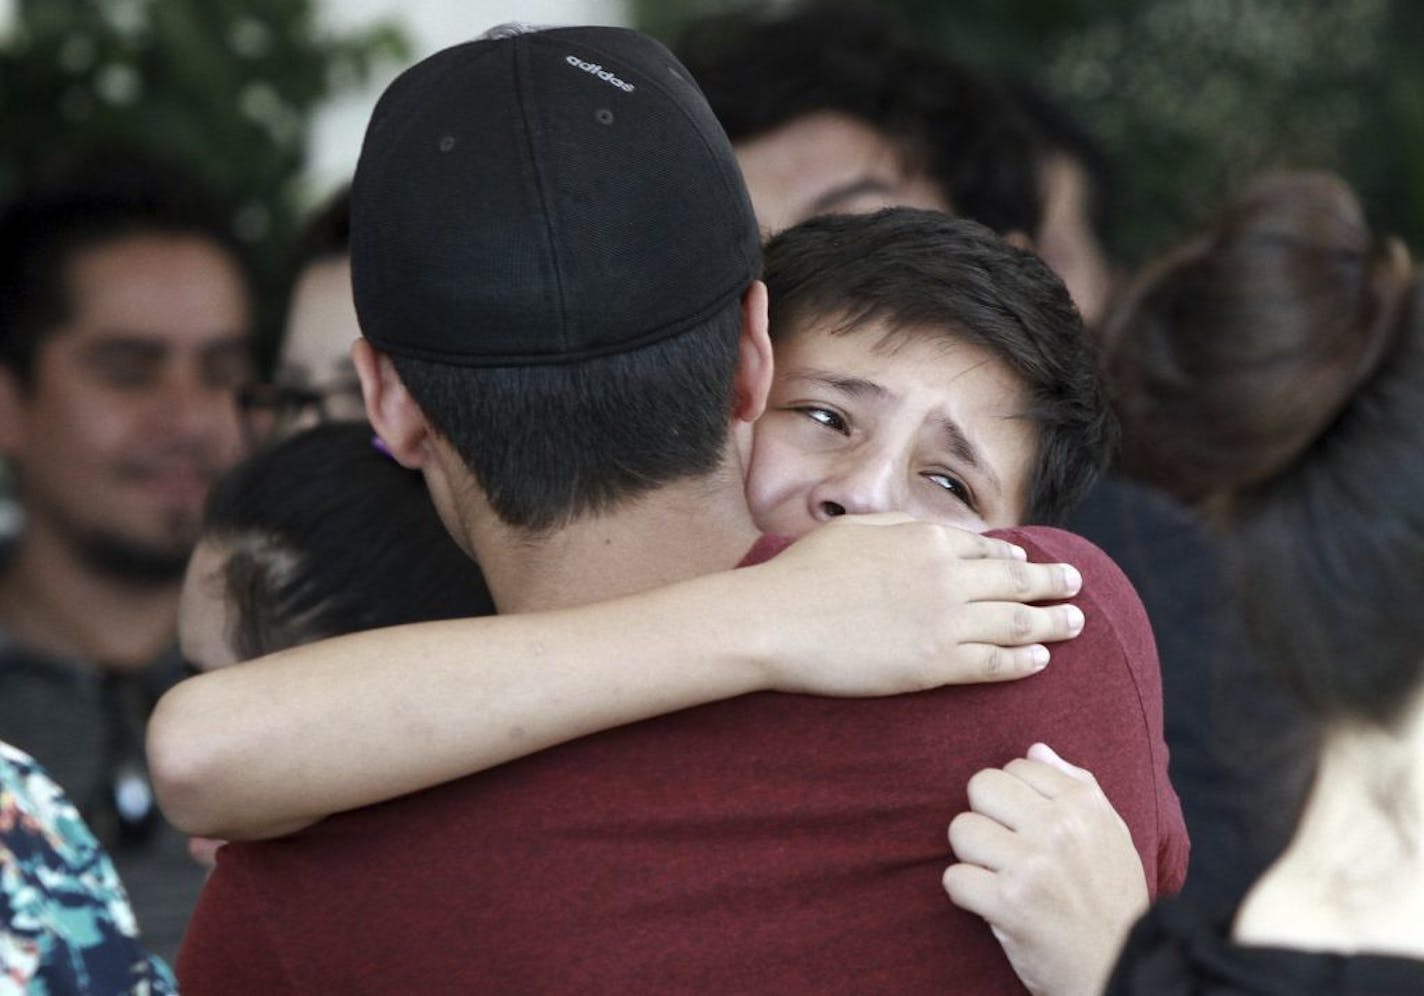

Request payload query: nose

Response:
[809,454,898,522]
[160,364,243,450]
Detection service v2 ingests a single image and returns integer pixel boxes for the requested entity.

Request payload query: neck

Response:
[1234,691,1424,958]
[0,517,181,672]
[465,464,761,614]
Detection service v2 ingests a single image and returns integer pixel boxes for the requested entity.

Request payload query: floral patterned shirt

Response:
[2,741,176,995]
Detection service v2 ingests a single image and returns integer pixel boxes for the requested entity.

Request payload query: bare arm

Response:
[943,743,1149,996]
[149,516,1084,840]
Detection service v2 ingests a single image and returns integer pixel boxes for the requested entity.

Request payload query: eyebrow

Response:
[937,416,1002,496]
[787,368,889,400]
[81,335,168,360]
[81,332,250,356]
[805,177,900,216]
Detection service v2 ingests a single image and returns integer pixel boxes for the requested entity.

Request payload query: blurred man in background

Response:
[0,154,254,958]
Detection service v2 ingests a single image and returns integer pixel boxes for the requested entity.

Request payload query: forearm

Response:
[149,517,1081,840]
[149,568,774,840]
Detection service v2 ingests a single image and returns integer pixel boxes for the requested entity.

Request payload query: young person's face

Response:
[746,321,1036,537]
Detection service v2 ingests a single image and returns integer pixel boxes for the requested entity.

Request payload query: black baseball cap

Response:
[350,25,761,367]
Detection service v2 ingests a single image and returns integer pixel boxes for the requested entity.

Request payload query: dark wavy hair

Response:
[202,423,494,659]
[0,150,249,382]
[676,2,1042,238]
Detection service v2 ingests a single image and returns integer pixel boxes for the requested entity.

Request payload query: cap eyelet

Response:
[595,108,614,126]
[439,134,456,152]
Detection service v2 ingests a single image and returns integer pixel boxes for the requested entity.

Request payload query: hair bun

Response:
[1107,171,1416,518]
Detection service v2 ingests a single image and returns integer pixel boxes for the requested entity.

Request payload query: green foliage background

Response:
[5,1,1417,314]
[638,0,1424,263]
[0,0,409,357]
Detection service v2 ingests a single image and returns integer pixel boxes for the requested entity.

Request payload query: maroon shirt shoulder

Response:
[179,524,1187,994]
[737,533,795,566]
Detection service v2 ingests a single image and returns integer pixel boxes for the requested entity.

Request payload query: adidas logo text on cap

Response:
[565,55,635,92]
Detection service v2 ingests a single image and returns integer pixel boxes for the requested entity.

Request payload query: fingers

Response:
[834,515,1031,563]
[1025,742,1095,784]
[954,601,1084,650]
[965,767,1048,832]
[942,861,1000,920]
[822,511,920,528]
[949,643,1051,683]
[948,558,1083,605]
[948,810,1021,871]
[960,532,1030,563]
[1000,757,1092,801]
[819,517,1084,590]
[1023,743,1099,786]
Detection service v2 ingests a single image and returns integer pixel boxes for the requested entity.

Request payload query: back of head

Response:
[202,423,493,658]
[350,24,761,533]
[676,3,1041,236]
[1107,171,1424,726]
[1233,276,1424,728]
[0,152,246,382]
[1104,172,1409,518]
[762,208,1114,524]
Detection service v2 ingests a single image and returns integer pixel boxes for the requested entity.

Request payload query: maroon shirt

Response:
[179,526,1186,994]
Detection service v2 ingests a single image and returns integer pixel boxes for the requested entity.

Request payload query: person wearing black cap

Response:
[174,26,1168,993]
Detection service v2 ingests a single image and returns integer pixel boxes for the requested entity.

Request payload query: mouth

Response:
[120,464,217,506]
[143,471,214,505]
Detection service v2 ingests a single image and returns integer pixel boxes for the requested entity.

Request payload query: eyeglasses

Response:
[237,378,367,444]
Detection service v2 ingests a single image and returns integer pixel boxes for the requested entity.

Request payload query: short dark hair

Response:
[202,422,494,659]
[390,300,744,533]
[677,2,1042,237]
[0,152,249,382]
[763,208,1115,524]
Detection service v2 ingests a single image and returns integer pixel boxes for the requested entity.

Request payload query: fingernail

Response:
[1061,564,1082,592]
[1064,604,1085,635]
[1030,645,1050,670]
[1010,544,1028,561]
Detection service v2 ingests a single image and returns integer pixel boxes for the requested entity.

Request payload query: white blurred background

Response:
[305,0,630,198]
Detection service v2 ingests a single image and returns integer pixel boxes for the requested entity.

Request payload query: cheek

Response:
[904,493,991,534]
[28,387,133,469]
[746,419,820,535]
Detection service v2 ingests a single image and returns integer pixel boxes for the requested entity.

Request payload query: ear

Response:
[732,280,773,424]
[352,339,431,469]
[0,367,24,457]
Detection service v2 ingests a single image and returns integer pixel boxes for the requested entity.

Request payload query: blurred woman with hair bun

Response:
[1097,172,1424,991]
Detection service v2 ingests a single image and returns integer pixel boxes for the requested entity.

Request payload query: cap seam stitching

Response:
[515,35,570,353]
